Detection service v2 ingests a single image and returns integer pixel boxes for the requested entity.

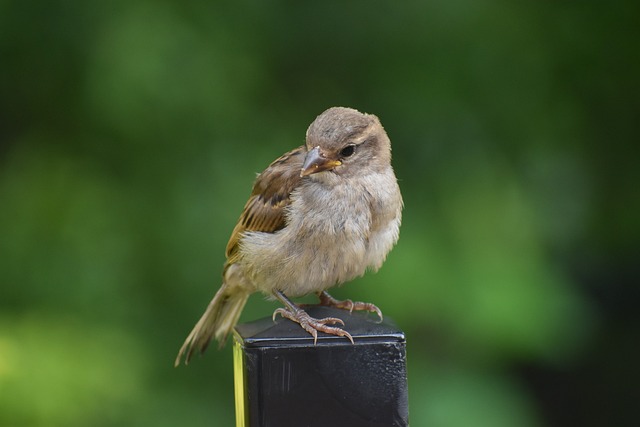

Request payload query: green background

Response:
[1,1,637,426]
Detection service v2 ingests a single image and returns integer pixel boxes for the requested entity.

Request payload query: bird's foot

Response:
[318,290,383,322]
[272,305,354,345]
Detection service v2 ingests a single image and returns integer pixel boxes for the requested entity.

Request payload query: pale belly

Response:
[239,227,371,297]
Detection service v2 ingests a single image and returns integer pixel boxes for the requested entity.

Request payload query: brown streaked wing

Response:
[225,146,306,262]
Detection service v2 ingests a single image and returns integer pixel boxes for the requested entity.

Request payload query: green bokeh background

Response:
[1,1,637,426]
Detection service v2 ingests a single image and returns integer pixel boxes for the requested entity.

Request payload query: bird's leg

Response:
[272,290,354,344]
[317,290,384,322]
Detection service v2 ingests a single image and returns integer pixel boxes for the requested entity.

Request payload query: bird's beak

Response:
[300,146,342,177]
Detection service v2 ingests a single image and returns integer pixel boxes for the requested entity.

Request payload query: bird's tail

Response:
[175,283,250,366]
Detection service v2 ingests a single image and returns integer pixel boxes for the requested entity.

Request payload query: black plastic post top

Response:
[233,306,409,427]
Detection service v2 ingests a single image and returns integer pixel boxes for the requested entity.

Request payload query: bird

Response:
[175,106,403,366]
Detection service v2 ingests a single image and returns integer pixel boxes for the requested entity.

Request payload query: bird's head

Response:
[300,107,391,179]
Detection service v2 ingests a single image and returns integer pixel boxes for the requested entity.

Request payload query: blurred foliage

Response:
[1,1,638,426]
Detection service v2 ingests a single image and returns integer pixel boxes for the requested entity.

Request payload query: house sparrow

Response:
[175,107,403,366]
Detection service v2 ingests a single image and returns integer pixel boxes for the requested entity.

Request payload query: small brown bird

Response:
[175,107,402,366]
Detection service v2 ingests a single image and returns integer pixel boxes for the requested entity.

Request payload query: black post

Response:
[233,306,409,427]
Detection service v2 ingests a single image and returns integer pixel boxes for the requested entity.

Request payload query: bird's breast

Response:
[239,172,401,297]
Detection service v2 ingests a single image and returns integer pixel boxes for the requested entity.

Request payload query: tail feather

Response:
[175,285,249,366]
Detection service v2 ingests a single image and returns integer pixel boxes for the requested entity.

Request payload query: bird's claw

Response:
[272,306,353,345]
[318,291,384,323]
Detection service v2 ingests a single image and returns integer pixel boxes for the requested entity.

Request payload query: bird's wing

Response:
[225,145,306,263]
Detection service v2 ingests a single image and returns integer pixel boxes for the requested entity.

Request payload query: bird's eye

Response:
[340,144,356,158]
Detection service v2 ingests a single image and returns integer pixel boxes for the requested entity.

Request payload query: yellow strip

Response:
[233,337,246,427]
